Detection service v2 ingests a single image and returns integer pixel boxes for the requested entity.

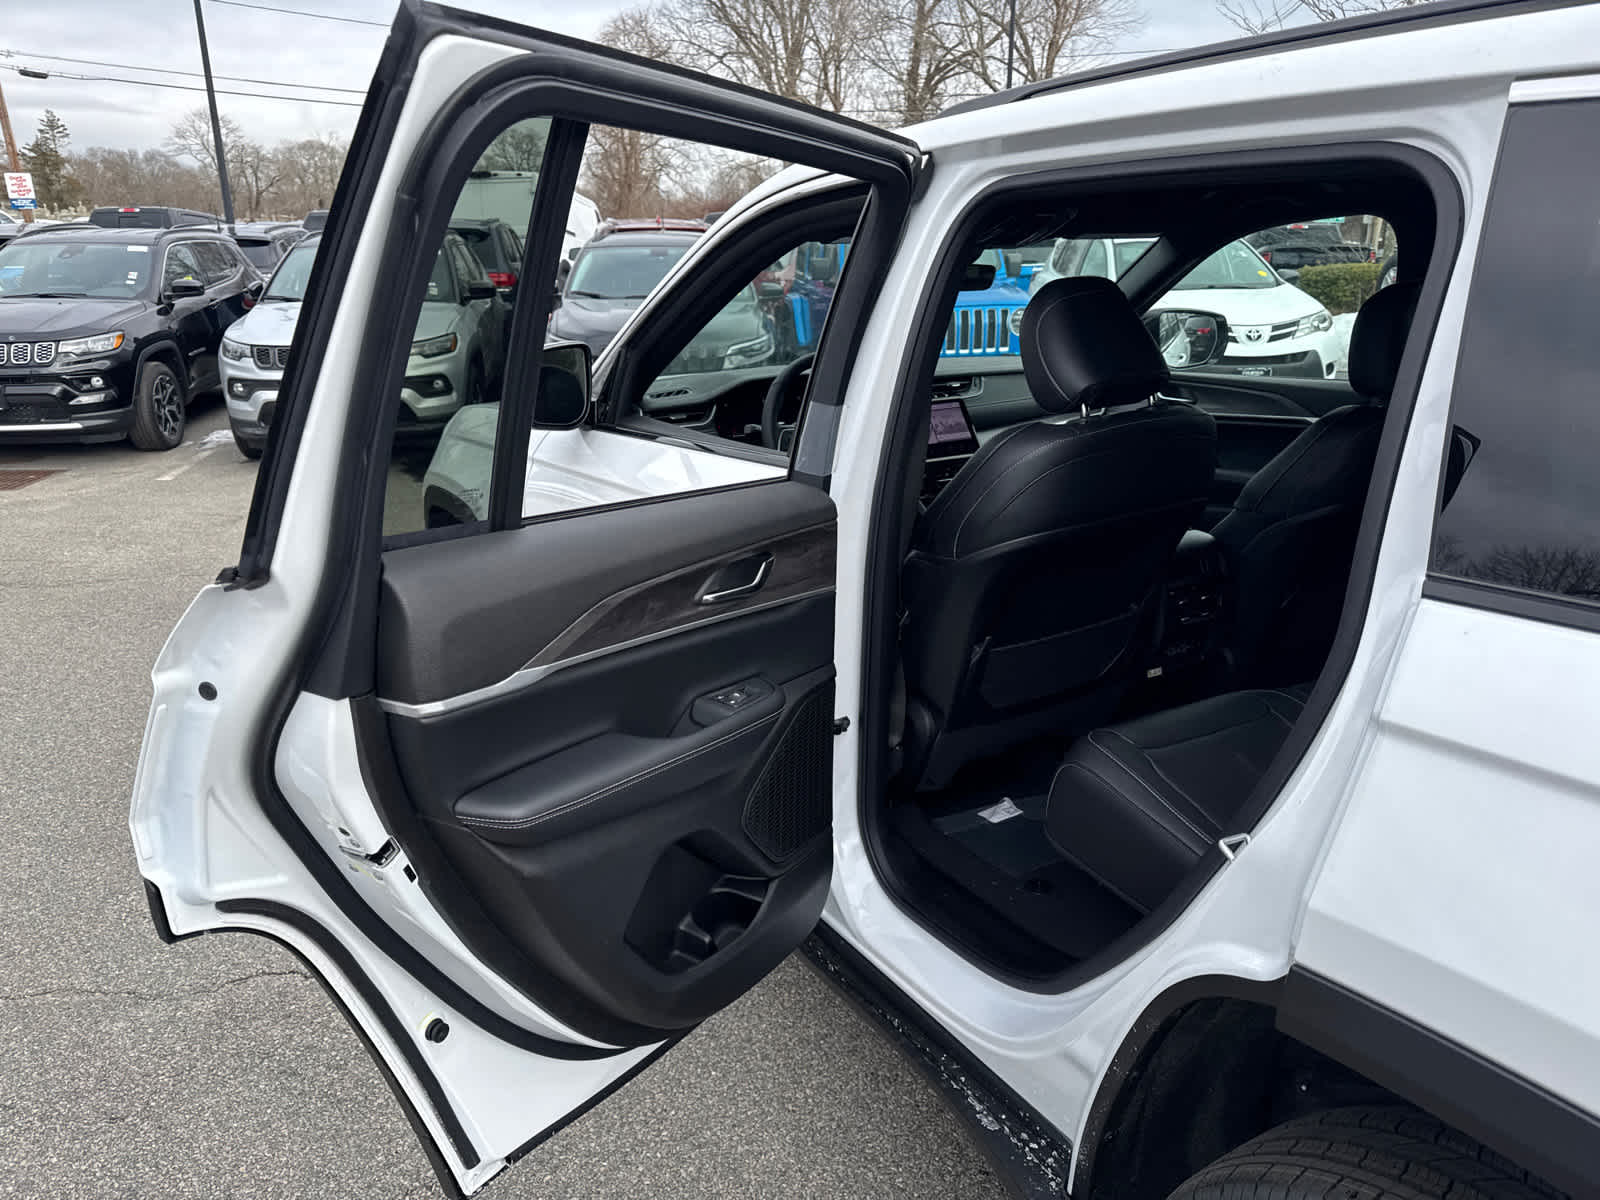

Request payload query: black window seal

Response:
[857,140,1464,993]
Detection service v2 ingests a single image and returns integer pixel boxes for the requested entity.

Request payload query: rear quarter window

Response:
[1431,98,1600,612]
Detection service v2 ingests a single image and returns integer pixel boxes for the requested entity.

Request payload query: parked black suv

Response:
[88,205,220,230]
[231,221,306,273]
[1245,222,1372,277]
[448,217,524,300]
[0,226,262,449]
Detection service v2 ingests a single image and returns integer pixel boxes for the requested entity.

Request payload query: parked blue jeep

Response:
[765,243,1045,359]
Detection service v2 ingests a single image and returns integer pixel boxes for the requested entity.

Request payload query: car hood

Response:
[226,299,302,347]
[0,296,149,338]
[549,295,640,344]
[1156,282,1323,323]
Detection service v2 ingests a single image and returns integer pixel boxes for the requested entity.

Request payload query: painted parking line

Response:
[157,445,221,482]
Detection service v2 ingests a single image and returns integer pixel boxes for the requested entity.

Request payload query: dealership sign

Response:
[4,172,36,210]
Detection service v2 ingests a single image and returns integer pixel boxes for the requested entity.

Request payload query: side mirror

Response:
[1143,309,1231,368]
[755,279,786,301]
[462,281,497,303]
[167,277,206,299]
[533,340,591,429]
[245,280,264,300]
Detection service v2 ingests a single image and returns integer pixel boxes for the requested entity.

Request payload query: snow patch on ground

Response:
[196,428,237,450]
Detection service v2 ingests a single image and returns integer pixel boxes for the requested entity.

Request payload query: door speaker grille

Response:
[743,682,833,863]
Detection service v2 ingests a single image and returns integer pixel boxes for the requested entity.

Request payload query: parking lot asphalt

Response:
[0,396,1006,1199]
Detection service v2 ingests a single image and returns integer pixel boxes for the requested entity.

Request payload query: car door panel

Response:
[129,0,917,1186]
[372,482,837,1041]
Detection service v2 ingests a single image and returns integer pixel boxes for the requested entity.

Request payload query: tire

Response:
[1379,254,1399,290]
[229,419,263,460]
[129,360,186,451]
[1167,1107,1563,1200]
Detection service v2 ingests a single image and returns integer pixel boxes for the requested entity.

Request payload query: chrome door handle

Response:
[698,553,773,605]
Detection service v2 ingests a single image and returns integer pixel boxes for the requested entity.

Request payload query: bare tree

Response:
[481,120,548,172]
[1219,0,1427,34]
[870,0,971,125]
[272,133,349,213]
[165,107,244,179]
[228,139,281,218]
[952,0,1142,90]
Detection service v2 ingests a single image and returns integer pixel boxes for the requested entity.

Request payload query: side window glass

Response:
[1165,218,1394,382]
[381,118,548,538]
[163,245,203,289]
[193,242,233,283]
[1431,100,1600,608]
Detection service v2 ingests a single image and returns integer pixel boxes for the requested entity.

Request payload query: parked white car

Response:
[133,3,1600,1199]
[1030,235,1345,378]
[220,231,506,457]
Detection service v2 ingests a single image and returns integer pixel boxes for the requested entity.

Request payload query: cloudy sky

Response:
[0,0,1244,154]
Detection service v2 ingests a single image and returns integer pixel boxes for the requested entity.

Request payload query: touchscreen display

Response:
[928,398,978,455]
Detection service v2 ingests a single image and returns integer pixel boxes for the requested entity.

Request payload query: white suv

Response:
[1030,235,1347,378]
[131,3,1600,1198]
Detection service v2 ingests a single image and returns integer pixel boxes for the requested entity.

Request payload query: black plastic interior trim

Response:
[858,140,1464,992]
[1279,967,1599,1197]
[940,0,1588,118]
[1421,575,1600,634]
[214,897,481,1173]
[804,925,1075,1197]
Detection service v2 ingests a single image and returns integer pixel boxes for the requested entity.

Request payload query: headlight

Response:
[56,331,124,358]
[220,337,250,361]
[722,331,774,370]
[1009,306,1027,335]
[412,333,458,359]
[1296,310,1333,337]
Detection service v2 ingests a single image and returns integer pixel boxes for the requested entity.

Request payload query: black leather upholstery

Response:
[1021,277,1171,412]
[1045,689,1304,912]
[1211,283,1420,685]
[901,283,1216,789]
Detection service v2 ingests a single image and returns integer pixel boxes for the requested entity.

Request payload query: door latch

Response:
[1217,832,1251,861]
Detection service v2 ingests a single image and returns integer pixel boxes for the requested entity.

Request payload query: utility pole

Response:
[192,0,236,226]
[0,78,34,224]
[1004,0,1018,90]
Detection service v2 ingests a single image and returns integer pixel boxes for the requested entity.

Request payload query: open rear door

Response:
[129,3,918,1193]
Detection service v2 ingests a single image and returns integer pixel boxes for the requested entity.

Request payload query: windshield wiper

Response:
[5,291,90,299]
[262,294,299,303]
[568,289,622,299]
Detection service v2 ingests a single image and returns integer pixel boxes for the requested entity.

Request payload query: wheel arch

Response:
[1075,968,1590,1199]
[135,340,189,401]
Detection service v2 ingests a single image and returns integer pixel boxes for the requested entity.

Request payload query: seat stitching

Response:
[1053,761,1211,858]
[1086,730,1210,841]
[950,436,1072,556]
[922,423,1034,549]
[459,712,781,832]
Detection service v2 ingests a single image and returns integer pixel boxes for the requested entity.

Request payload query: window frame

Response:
[160,241,205,290]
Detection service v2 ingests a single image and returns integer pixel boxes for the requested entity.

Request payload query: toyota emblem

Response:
[1241,326,1267,343]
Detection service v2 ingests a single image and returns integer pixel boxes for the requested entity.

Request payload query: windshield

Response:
[237,240,279,271]
[1172,240,1280,290]
[263,241,318,301]
[0,239,150,298]
[568,243,689,300]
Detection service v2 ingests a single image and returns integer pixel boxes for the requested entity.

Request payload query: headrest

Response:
[1020,276,1169,413]
[1348,281,1420,401]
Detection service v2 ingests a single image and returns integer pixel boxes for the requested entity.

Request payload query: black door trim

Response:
[1279,967,1600,1197]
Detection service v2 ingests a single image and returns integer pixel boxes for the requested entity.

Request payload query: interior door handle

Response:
[698,552,773,605]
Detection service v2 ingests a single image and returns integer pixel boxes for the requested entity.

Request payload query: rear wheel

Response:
[129,360,186,451]
[1167,1107,1561,1200]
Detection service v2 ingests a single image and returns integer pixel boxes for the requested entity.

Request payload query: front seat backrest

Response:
[899,277,1217,790]
[1212,282,1421,686]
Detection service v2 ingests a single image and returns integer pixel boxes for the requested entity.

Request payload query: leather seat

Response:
[1212,283,1421,686]
[900,276,1217,790]
[1044,688,1304,912]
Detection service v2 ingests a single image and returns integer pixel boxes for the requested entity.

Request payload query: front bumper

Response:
[0,358,137,442]
[399,347,466,430]
[220,351,283,447]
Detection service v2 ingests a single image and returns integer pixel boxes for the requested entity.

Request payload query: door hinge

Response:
[832,716,851,735]
[342,838,398,868]
[1218,832,1251,861]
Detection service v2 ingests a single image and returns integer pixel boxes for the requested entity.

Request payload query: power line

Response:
[209,0,389,27]
[0,62,362,107]
[0,47,366,95]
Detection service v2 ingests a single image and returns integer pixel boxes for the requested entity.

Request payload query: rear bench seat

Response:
[1044,689,1304,913]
